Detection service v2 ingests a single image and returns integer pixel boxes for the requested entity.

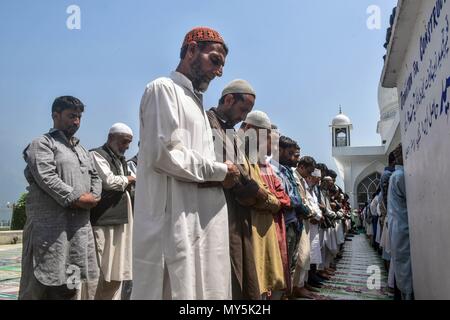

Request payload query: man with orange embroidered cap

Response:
[132,27,240,300]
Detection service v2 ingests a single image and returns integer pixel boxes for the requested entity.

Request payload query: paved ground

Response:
[0,244,21,300]
[0,233,392,300]
[314,233,393,300]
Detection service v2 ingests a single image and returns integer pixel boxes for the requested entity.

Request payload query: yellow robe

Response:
[243,161,286,295]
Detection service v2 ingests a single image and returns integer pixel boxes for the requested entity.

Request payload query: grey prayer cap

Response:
[244,110,271,130]
[221,79,256,98]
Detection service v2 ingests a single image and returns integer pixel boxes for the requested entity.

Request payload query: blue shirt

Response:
[387,165,413,294]
[270,160,305,228]
[379,166,395,208]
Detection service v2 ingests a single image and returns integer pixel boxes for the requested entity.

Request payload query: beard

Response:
[307,180,316,188]
[110,143,125,156]
[190,57,211,92]
[63,125,79,137]
[281,159,296,168]
[223,108,236,126]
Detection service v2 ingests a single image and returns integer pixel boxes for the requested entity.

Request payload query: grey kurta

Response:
[21,129,101,288]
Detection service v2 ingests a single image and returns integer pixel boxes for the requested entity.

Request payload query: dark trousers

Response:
[393,277,402,301]
[394,277,414,300]
[372,216,379,246]
[121,280,133,300]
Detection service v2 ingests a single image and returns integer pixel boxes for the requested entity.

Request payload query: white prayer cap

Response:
[109,123,133,136]
[312,168,321,178]
[244,110,271,130]
[221,79,256,98]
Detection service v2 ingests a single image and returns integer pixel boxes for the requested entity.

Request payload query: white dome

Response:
[332,113,352,126]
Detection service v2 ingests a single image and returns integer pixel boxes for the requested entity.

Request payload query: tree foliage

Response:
[11,193,27,230]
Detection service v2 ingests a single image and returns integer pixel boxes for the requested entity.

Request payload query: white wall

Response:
[334,157,385,209]
[397,0,450,299]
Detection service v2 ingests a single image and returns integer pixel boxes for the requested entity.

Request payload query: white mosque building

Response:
[332,0,450,299]
[331,83,401,210]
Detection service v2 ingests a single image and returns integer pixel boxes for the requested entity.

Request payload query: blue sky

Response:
[0,0,397,209]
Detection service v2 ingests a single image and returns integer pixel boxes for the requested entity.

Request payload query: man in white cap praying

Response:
[207,80,265,299]
[88,123,135,299]
[305,169,324,288]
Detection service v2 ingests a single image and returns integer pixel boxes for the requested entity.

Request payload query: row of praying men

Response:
[359,144,413,300]
[20,104,137,300]
[19,26,357,300]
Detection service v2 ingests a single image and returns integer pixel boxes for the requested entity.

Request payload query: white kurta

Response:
[132,71,230,300]
[324,227,338,254]
[336,214,345,245]
[306,187,322,265]
[91,151,133,283]
[368,196,378,239]
[375,202,382,243]
[364,207,374,236]
[319,190,338,268]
